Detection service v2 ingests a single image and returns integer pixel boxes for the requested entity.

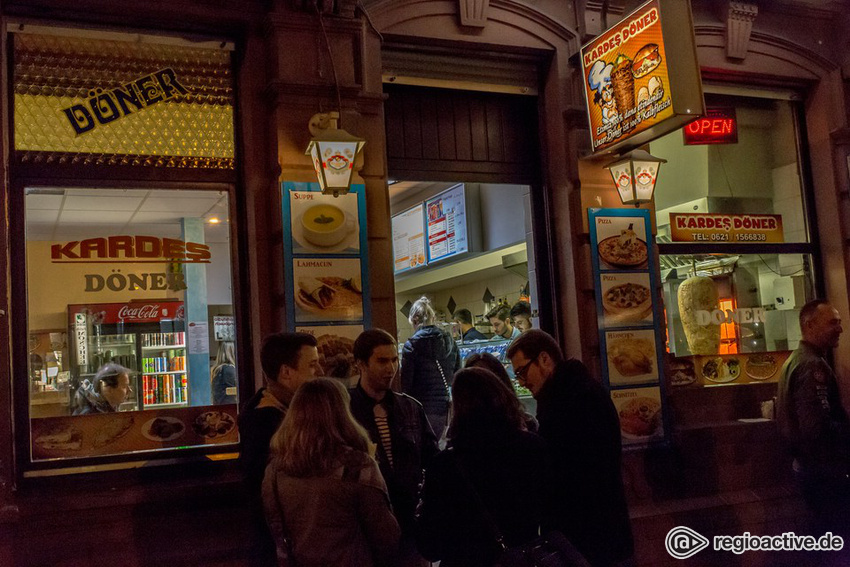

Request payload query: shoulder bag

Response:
[451,451,591,567]
[269,471,298,567]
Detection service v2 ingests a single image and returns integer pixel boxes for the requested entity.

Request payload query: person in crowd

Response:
[72,362,133,415]
[263,378,400,567]
[401,297,460,440]
[486,303,521,341]
[507,330,633,567]
[510,301,533,332]
[453,308,487,341]
[239,332,323,567]
[415,367,557,567]
[464,352,538,433]
[349,329,439,566]
[211,340,237,405]
[776,300,850,537]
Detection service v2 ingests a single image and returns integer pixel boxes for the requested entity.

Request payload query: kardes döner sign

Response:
[51,235,211,263]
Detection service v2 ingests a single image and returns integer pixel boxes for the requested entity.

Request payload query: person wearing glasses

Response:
[507,330,633,567]
[72,362,133,415]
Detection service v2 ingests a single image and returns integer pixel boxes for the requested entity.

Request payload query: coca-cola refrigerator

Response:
[68,301,187,412]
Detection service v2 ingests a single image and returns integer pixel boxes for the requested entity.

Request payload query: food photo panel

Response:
[605,328,659,386]
[295,324,364,383]
[594,215,649,271]
[611,386,664,445]
[293,258,364,323]
[599,272,654,328]
[289,190,360,255]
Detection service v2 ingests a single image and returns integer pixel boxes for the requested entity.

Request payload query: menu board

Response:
[392,204,426,274]
[426,184,468,263]
[589,208,668,447]
[281,182,371,332]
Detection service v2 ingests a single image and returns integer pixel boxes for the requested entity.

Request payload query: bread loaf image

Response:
[677,276,720,355]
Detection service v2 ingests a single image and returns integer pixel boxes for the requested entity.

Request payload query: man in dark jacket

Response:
[350,329,439,566]
[238,332,323,567]
[776,299,850,536]
[508,329,633,567]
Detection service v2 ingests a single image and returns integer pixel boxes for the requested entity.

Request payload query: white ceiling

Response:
[25,187,231,243]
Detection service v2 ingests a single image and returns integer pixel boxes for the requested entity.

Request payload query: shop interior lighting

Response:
[604,149,667,207]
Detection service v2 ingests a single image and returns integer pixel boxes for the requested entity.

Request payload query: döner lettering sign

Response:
[669,213,784,243]
[61,68,189,136]
[51,236,211,263]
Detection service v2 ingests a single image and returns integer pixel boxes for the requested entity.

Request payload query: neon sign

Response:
[683,108,738,145]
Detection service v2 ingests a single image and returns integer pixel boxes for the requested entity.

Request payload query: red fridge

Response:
[68,301,187,411]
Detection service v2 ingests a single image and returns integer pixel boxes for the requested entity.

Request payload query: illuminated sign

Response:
[683,108,738,145]
[669,213,784,243]
[580,0,705,154]
[51,236,211,263]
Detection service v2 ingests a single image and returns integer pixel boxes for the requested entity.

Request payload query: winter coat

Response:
[535,360,634,566]
[415,428,556,567]
[212,364,237,405]
[401,325,460,422]
[262,450,401,567]
[71,379,115,415]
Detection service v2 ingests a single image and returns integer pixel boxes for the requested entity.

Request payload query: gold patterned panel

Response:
[13,31,234,167]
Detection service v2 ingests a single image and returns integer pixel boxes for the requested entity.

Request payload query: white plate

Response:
[292,213,359,254]
[193,411,236,438]
[142,416,186,442]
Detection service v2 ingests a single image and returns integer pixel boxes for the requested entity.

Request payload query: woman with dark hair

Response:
[416,367,556,567]
[464,352,539,433]
[262,377,400,567]
[72,362,133,415]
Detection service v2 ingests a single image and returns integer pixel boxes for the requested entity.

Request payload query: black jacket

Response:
[401,326,460,419]
[415,429,556,567]
[535,360,633,567]
[349,384,439,533]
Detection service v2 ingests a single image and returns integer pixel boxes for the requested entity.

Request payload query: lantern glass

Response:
[632,159,660,202]
[608,161,636,204]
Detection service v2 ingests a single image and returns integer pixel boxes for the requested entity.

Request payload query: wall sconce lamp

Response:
[306,111,366,197]
[604,149,667,207]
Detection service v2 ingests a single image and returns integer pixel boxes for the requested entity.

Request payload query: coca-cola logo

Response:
[118,304,160,320]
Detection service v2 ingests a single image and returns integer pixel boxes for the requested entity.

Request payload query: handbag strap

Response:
[435,359,452,402]
[269,469,297,566]
[450,449,507,551]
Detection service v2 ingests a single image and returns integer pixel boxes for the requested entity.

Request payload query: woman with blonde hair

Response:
[262,377,400,567]
[211,341,237,405]
[401,296,460,440]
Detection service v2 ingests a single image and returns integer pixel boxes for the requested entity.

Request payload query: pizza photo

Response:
[602,282,652,323]
[597,223,648,269]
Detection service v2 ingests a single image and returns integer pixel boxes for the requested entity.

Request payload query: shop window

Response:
[25,187,238,463]
[12,28,234,169]
[651,94,808,244]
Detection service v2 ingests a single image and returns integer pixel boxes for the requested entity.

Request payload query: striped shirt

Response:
[373,403,393,468]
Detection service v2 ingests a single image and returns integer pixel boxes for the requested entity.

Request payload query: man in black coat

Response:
[508,329,633,567]
[350,329,439,566]
[238,332,323,567]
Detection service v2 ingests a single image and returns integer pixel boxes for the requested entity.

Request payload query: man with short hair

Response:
[507,329,633,567]
[349,329,439,566]
[510,301,533,332]
[776,299,850,535]
[239,332,323,567]
[453,308,487,341]
[487,303,521,340]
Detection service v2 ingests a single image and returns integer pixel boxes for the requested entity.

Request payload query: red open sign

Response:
[683,108,738,145]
